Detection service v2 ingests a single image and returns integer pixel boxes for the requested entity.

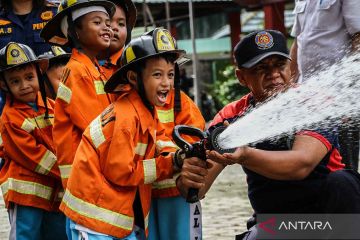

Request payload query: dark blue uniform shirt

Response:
[0,4,57,56]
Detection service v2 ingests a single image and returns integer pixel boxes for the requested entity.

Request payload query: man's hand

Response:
[206,146,249,166]
[176,157,209,198]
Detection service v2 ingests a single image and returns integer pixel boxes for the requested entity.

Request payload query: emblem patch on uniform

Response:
[0,19,11,26]
[155,29,175,51]
[40,11,53,21]
[255,31,274,49]
[6,43,29,65]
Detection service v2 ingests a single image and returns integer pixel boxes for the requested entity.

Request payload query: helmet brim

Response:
[105,49,185,93]
[0,58,49,75]
[40,0,116,46]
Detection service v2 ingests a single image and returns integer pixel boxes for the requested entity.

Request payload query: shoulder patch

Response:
[61,67,70,84]
[101,105,115,127]
[57,82,72,104]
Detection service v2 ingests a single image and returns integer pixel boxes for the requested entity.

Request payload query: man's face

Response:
[142,57,175,107]
[2,64,39,103]
[236,56,291,102]
[109,5,127,54]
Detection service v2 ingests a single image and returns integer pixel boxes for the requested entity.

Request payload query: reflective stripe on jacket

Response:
[152,90,205,198]
[53,49,115,188]
[0,94,62,211]
[60,88,176,238]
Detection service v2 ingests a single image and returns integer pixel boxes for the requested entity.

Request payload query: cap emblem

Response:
[255,31,274,49]
[7,43,29,65]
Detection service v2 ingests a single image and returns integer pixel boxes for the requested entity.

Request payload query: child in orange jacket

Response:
[149,79,206,239]
[98,0,137,79]
[40,0,118,188]
[60,28,207,240]
[0,42,66,239]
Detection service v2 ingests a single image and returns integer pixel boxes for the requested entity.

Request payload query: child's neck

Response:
[80,48,99,64]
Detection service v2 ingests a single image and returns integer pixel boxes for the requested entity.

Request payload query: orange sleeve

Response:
[2,121,60,179]
[175,92,206,143]
[101,124,174,187]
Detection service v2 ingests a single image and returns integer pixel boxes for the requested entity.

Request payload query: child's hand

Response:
[176,157,209,197]
[206,146,249,166]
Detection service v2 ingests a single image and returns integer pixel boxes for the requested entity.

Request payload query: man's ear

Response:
[235,68,247,87]
[127,70,138,86]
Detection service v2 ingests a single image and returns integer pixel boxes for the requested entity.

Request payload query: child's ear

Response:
[127,70,138,86]
[0,80,8,92]
[235,68,246,87]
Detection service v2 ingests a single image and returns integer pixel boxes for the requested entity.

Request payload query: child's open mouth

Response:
[101,33,111,41]
[157,90,169,105]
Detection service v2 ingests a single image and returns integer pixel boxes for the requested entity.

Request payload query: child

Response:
[39,46,71,100]
[149,64,206,240]
[0,42,66,239]
[60,28,207,240]
[98,0,137,79]
[40,0,118,188]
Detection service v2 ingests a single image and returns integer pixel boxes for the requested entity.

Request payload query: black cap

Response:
[234,30,291,68]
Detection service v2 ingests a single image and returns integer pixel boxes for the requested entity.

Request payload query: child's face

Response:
[76,11,111,56]
[46,65,64,94]
[2,64,39,103]
[109,5,127,54]
[142,58,175,107]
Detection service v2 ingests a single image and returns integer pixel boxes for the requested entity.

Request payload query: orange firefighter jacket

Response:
[53,49,116,188]
[60,88,177,238]
[153,90,205,198]
[100,49,123,80]
[0,94,62,211]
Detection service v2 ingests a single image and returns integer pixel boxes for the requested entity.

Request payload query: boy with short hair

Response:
[0,42,66,239]
[40,0,118,188]
[98,0,137,79]
[39,46,71,100]
[60,28,207,240]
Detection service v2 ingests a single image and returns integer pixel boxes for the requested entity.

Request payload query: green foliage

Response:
[211,65,249,108]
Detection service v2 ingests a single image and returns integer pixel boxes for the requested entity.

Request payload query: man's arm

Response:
[351,32,360,52]
[290,38,299,83]
[207,134,328,181]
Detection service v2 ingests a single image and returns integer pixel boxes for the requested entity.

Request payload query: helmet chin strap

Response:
[136,71,154,115]
[174,63,181,113]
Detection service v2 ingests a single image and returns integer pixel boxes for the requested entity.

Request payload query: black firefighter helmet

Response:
[104,28,185,93]
[0,42,48,74]
[40,0,116,46]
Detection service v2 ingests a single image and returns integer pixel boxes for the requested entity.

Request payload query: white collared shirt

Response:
[291,0,360,82]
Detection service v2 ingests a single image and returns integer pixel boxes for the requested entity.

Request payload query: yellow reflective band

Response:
[62,190,133,230]
[57,82,72,104]
[156,140,178,152]
[67,0,77,7]
[21,118,36,132]
[59,165,72,179]
[0,133,3,145]
[1,178,52,200]
[90,116,106,148]
[134,142,147,156]
[143,158,156,184]
[94,80,106,95]
[21,114,54,133]
[144,211,149,230]
[152,173,179,189]
[157,108,174,123]
[35,150,57,175]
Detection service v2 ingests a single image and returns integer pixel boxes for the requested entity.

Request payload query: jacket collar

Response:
[6,92,53,111]
[70,49,102,80]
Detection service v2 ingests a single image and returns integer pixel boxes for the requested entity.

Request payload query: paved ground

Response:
[0,165,252,240]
